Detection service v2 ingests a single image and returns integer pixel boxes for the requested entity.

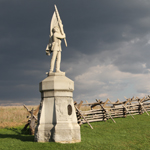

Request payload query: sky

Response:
[1,0,150,105]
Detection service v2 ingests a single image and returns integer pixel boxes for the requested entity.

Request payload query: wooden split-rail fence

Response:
[74,95,150,129]
[23,95,150,132]
[23,105,40,135]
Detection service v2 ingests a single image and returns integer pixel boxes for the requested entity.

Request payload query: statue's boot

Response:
[56,70,61,73]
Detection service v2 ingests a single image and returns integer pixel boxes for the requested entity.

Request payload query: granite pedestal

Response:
[34,72,81,143]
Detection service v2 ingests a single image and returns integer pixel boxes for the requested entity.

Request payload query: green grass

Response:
[0,113,150,150]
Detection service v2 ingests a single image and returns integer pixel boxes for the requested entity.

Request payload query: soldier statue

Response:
[45,5,67,74]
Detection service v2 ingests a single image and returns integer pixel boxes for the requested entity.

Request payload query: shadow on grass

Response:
[0,127,34,142]
[0,134,34,142]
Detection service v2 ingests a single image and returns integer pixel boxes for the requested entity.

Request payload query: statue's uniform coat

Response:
[50,31,65,72]
[51,32,65,52]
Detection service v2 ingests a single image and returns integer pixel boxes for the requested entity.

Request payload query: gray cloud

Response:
[1,0,150,105]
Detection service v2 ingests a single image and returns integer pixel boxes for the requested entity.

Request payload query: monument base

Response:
[34,72,81,143]
[35,123,81,143]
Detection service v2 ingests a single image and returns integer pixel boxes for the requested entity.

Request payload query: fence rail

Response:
[74,96,150,128]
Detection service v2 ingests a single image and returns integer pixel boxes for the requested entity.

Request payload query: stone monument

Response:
[34,5,81,143]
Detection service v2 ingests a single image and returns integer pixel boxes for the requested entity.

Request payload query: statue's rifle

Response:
[54,5,67,47]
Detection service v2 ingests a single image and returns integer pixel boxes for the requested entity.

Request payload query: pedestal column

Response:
[34,72,81,143]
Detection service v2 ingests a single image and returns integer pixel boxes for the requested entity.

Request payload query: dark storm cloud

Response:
[61,0,150,54]
[1,0,150,105]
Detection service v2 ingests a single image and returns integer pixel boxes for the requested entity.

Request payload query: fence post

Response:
[29,108,36,135]
[123,107,126,118]
[138,104,142,115]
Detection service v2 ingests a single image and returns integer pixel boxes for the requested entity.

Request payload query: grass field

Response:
[0,112,150,150]
[0,106,38,128]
